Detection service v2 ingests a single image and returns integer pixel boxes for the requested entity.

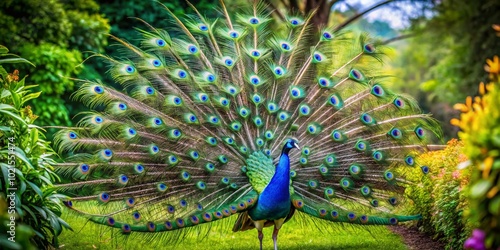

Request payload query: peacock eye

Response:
[94,86,103,94]
[199,24,208,31]
[229,30,240,39]
[188,45,198,53]
[152,59,162,67]
[281,42,291,51]
[225,58,233,66]
[125,65,135,73]
[313,53,322,62]
[156,39,166,47]
[146,87,155,95]
[249,17,259,24]
[251,50,260,57]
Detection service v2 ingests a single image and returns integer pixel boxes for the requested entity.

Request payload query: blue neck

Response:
[248,149,292,220]
[262,150,291,201]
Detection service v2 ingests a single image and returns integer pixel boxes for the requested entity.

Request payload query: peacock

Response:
[54,1,441,249]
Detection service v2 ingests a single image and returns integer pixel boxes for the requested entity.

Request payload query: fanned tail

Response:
[54,0,440,237]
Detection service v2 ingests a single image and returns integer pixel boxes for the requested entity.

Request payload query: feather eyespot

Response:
[274,67,284,76]
[198,24,208,31]
[125,197,135,207]
[125,65,135,73]
[187,44,198,54]
[224,58,234,66]
[414,126,425,139]
[118,103,127,110]
[68,131,77,139]
[292,200,304,209]
[251,50,261,57]
[156,38,166,47]
[79,163,90,174]
[360,215,369,223]
[347,212,357,221]
[122,224,131,233]
[93,86,104,94]
[177,70,187,79]
[134,164,144,174]
[421,166,430,174]
[107,217,115,226]
[145,87,155,95]
[405,156,415,166]
[157,183,167,192]
[229,30,240,39]
[250,75,260,85]
[322,31,332,40]
[393,97,405,108]
[313,52,323,62]
[152,59,162,67]
[364,44,375,53]
[190,215,200,224]
[280,42,291,51]
[99,192,110,203]
[203,213,212,222]
[331,210,339,218]
[249,17,259,24]
[176,218,185,227]
[167,204,175,214]
[117,174,129,186]
[389,217,398,225]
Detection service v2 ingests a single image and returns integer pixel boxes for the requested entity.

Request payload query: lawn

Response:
[58,212,408,250]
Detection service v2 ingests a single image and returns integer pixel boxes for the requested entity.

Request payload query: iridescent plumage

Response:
[55,1,440,249]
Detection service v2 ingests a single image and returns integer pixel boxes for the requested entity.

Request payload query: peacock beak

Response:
[294,143,300,150]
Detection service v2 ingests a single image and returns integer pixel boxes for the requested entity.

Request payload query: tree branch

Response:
[382,33,415,45]
[334,0,396,32]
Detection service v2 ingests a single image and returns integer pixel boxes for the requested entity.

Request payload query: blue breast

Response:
[248,153,291,221]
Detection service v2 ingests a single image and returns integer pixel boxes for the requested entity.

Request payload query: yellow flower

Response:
[484,55,500,78]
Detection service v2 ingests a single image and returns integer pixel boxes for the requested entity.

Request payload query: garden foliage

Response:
[0,45,69,250]
[404,139,472,250]
[452,52,500,249]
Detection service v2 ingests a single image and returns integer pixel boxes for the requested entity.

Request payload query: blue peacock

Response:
[54,1,441,249]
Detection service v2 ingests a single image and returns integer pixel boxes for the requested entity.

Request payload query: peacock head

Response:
[282,138,300,154]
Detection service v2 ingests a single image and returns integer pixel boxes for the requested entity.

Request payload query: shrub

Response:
[404,139,473,250]
[0,45,69,249]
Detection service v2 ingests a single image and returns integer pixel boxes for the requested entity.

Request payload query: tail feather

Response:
[55,0,440,236]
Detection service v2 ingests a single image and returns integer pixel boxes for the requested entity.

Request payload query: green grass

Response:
[58,213,409,250]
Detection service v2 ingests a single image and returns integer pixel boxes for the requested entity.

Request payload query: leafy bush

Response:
[452,52,500,249]
[0,45,69,249]
[404,139,473,250]
[0,0,110,128]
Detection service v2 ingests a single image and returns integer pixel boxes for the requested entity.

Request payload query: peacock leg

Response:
[254,220,265,250]
[273,218,286,250]
[258,230,264,250]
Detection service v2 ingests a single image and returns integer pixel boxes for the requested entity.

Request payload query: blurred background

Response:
[1,0,499,140]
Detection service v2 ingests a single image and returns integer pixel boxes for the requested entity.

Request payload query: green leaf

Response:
[0,65,7,80]
[22,204,38,225]
[0,45,8,54]
[0,57,35,67]
[489,195,500,216]
[22,92,41,105]
[26,180,43,198]
[471,179,492,198]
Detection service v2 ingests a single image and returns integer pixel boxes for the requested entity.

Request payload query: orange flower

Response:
[7,69,19,82]
[493,24,500,37]
[484,55,500,78]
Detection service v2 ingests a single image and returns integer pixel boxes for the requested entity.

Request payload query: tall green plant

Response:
[0,45,69,249]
